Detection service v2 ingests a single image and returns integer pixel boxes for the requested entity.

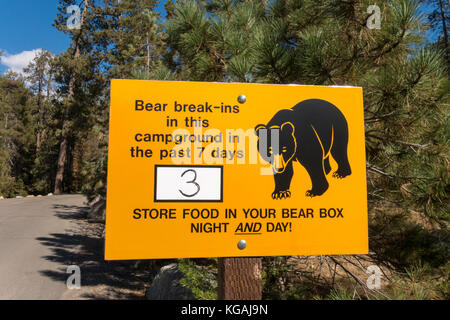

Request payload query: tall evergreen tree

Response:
[23,50,56,153]
[0,73,37,197]
[53,0,91,194]
[73,0,165,201]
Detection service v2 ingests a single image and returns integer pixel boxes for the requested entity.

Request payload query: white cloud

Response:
[0,49,43,75]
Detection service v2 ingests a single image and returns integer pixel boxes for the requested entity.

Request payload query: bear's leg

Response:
[330,136,351,179]
[298,148,329,197]
[296,129,329,197]
[324,156,331,175]
[272,161,293,200]
[303,162,329,197]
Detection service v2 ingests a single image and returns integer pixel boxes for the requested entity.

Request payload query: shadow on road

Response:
[53,204,89,220]
[37,202,150,299]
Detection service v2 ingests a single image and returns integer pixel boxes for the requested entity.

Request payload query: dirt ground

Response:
[58,214,154,300]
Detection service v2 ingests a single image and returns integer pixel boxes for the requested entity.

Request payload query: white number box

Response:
[154,165,223,202]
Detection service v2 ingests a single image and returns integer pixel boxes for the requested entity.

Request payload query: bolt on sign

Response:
[105,80,368,260]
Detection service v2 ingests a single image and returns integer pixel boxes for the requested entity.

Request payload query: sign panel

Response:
[105,80,368,260]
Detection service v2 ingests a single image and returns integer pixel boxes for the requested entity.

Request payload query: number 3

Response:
[179,169,200,198]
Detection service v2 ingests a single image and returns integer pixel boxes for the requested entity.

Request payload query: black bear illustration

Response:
[255,99,351,199]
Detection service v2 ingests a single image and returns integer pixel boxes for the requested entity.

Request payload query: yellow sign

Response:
[105,80,368,260]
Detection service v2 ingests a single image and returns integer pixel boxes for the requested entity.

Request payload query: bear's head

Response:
[255,122,296,174]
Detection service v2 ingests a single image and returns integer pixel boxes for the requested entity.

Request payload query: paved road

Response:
[0,194,87,299]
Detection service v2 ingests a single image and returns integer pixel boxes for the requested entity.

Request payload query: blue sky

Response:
[0,1,70,73]
[0,0,167,74]
[0,1,440,75]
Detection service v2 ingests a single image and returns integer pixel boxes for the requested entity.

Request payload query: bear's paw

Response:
[332,170,350,179]
[305,189,327,197]
[272,190,291,200]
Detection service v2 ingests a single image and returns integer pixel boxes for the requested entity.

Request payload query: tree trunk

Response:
[36,132,41,153]
[147,31,150,72]
[36,77,43,153]
[54,0,89,195]
[54,126,68,194]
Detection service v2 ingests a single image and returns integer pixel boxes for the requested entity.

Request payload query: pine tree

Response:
[73,0,166,201]
[22,50,60,193]
[23,50,56,153]
[53,0,90,194]
[165,0,265,81]
[88,0,164,78]
[0,73,37,197]
[53,0,103,194]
